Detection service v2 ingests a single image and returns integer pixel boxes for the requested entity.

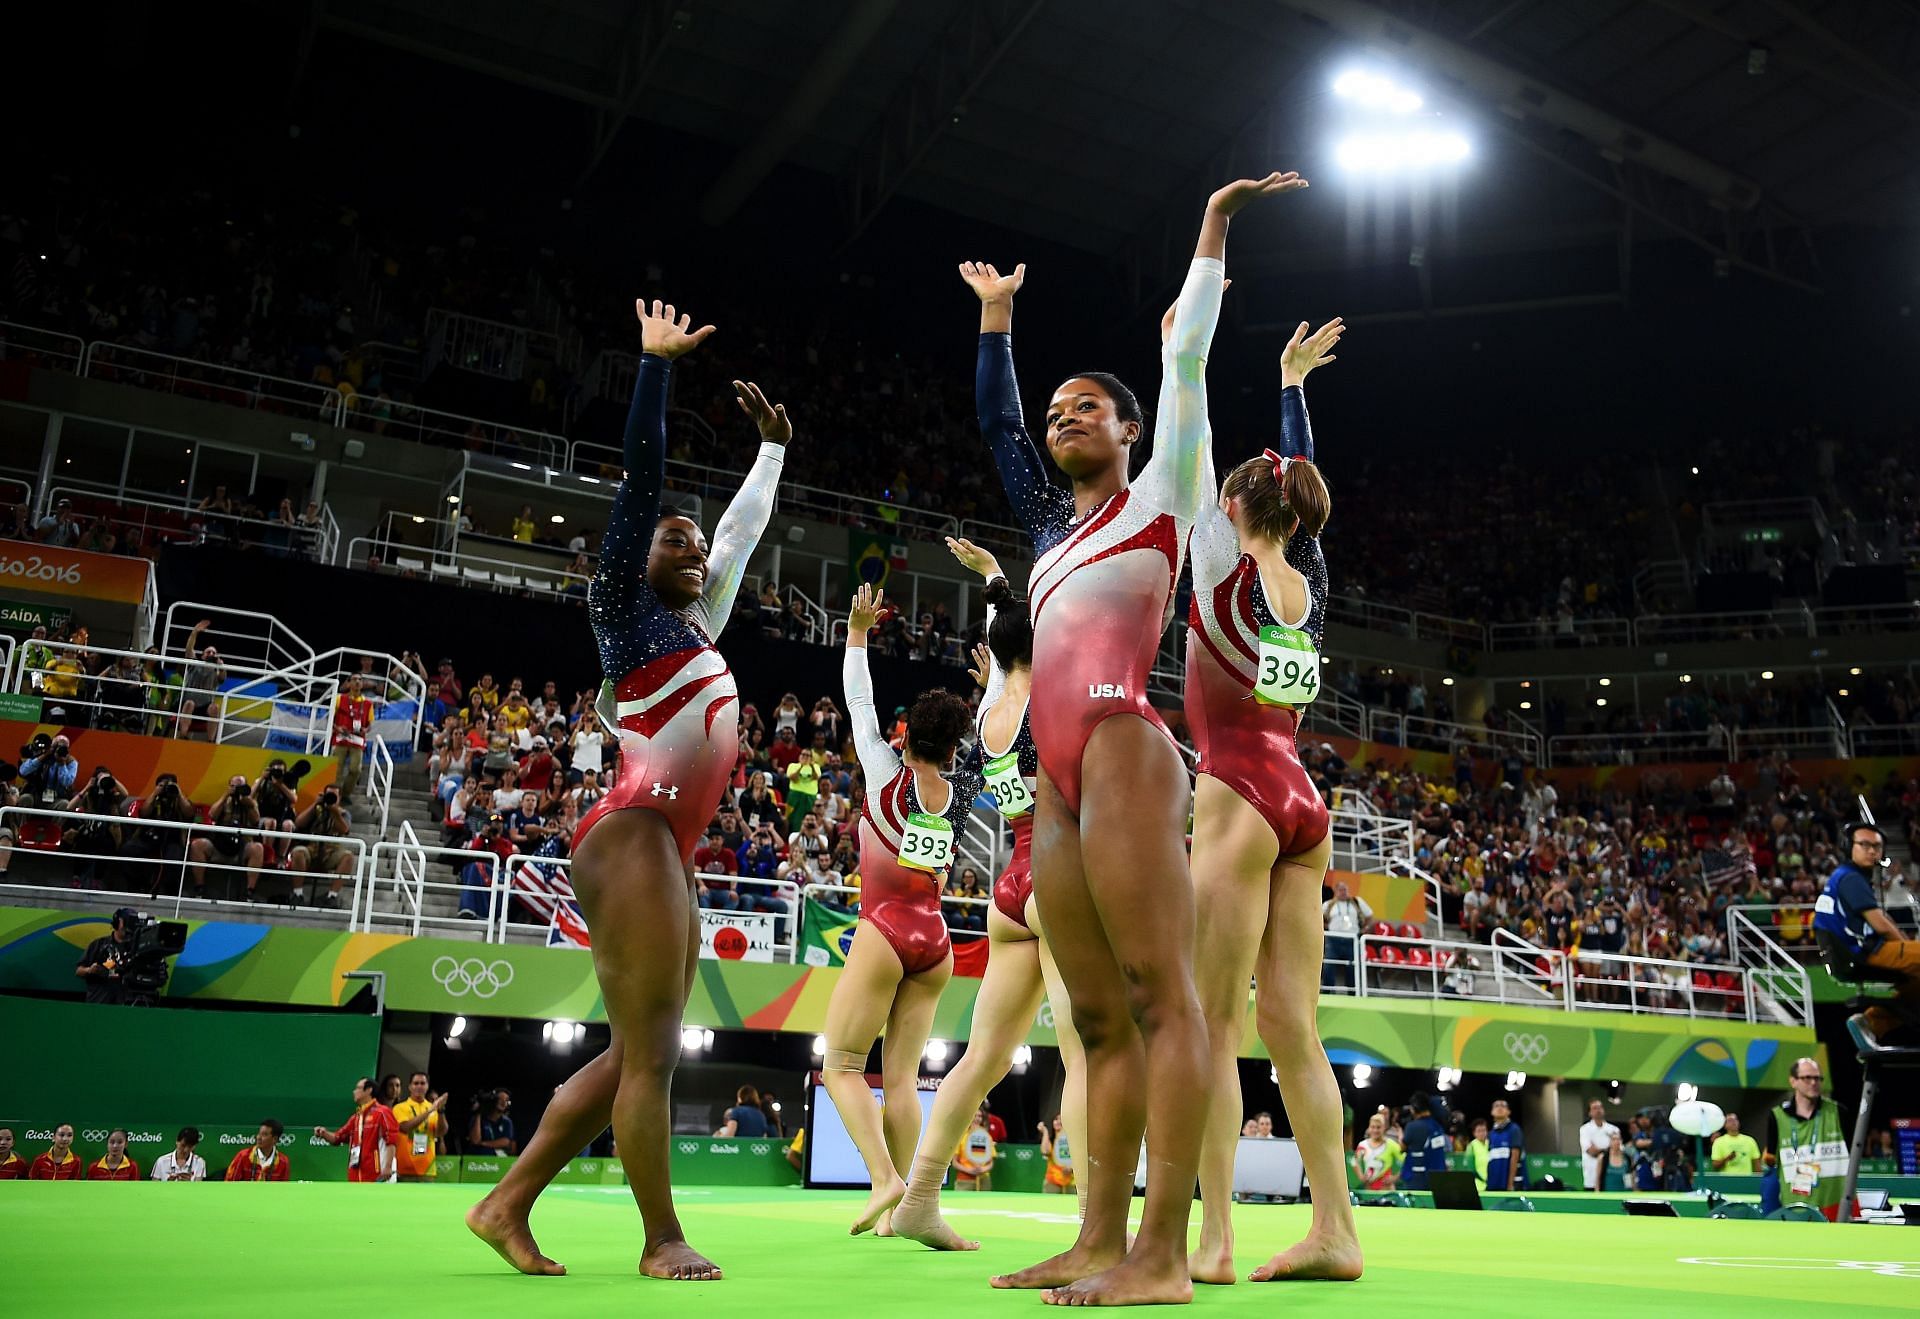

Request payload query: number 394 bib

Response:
[898,811,955,872]
[1254,625,1321,707]
[984,751,1034,819]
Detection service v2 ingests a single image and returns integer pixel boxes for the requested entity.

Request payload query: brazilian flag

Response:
[799,897,859,968]
[847,531,904,595]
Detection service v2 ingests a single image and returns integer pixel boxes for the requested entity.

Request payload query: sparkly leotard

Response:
[1184,384,1330,855]
[976,596,1039,928]
[976,257,1224,815]
[575,354,784,862]
[843,646,986,975]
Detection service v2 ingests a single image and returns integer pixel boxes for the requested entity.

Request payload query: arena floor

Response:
[4,1184,1916,1314]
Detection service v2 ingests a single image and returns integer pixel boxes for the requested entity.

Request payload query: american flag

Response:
[1701,846,1757,888]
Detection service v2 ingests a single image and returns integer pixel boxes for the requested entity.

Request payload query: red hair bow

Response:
[1262,448,1293,483]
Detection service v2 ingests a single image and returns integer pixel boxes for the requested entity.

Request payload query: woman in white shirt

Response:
[569,712,606,784]
[490,766,523,815]
[150,1127,207,1181]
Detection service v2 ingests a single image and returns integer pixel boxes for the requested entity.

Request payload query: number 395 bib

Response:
[898,811,955,872]
[1254,625,1321,707]
[984,751,1034,819]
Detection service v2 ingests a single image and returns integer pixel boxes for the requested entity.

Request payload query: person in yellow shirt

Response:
[496,692,533,739]
[1709,1112,1760,1175]
[393,1071,449,1182]
[1467,1118,1492,1190]
[953,1107,996,1191]
[40,654,85,699]
[785,1128,806,1175]
[511,505,537,543]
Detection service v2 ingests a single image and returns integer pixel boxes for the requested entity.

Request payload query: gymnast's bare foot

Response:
[891,1194,980,1251]
[466,1195,566,1276]
[1248,1230,1364,1283]
[851,1172,905,1235]
[1044,1253,1194,1306]
[639,1239,723,1281]
[992,1241,1125,1289]
[1187,1237,1236,1285]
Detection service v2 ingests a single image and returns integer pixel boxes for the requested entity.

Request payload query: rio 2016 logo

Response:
[430,955,515,998]
[1502,1032,1550,1064]
[0,552,83,585]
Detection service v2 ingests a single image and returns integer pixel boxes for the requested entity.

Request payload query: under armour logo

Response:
[652,782,679,799]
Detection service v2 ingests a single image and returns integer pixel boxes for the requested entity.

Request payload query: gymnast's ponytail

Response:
[983,576,1034,671]
[1223,451,1331,545]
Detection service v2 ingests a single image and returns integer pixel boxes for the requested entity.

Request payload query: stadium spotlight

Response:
[1849,666,1862,676]
[551,514,565,523]
[924,1038,950,1065]
[545,1020,579,1049]
[1598,677,1611,687]
[411,515,425,524]
[449,1015,468,1039]
[1442,676,1455,686]
[1594,697,1607,707]
[1519,701,1532,711]
[1333,68,1424,114]
[1521,681,1532,689]
[1436,1066,1462,1091]
[446,495,460,504]
[1761,670,1774,680]
[510,462,532,471]
[1680,674,1693,683]
[1691,466,1700,475]
[1333,130,1471,172]
[1270,1065,1280,1085]
[680,1026,709,1054]
[1011,1045,1032,1074]
[811,1035,827,1058]
[1838,688,1849,698]
[1352,1063,1374,1089]
[1675,1083,1698,1105]
[1505,1070,1526,1091]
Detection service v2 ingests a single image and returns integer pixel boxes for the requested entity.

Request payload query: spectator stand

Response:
[347,537,592,602]
[340,389,566,468]
[41,483,339,565]
[81,340,344,425]
[0,318,85,375]
[362,818,506,940]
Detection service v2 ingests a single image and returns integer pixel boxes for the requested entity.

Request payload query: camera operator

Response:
[20,733,79,805]
[122,772,198,899]
[75,908,141,1004]
[287,784,355,909]
[59,766,129,887]
[187,774,266,902]
[468,1088,518,1155]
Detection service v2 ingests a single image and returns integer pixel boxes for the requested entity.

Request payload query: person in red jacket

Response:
[0,1126,28,1179]
[29,1123,83,1179]
[224,1119,292,1181]
[87,1128,140,1180]
[331,676,380,799]
[314,1076,399,1183]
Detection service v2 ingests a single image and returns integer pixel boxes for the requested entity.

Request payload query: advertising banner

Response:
[0,538,152,606]
[0,597,73,635]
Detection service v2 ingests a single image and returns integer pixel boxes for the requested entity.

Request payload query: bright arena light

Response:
[545,1020,578,1046]
[1333,68,1424,114]
[1334,130,1471,172]
[1436,1066,1463,1091]
[924,1038,949,1064]
[448,1015,467,1039]
[1011,1045,1033,1067]
[811,1035,827,1058]
[681,1026,708,1053]
[1505,1070,1527,1091]
[1675,1082,1698,1104]
[1352,1063,1373,1088]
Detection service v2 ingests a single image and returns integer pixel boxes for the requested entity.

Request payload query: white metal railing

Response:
[0,319,86,374]
[346,536,591,598]
[340,392,564,467]
[83,341,343,424]
[1300,687,1368,741]
[367,736,394,841]
[424,307,529,381]
[1727,902,1822,954]
[1631,608,1812,645]
[1369,711,1544,764]
[0,804,366,918]
[44,484,336,564]
[363,821,504,939]
[1848,724,1920,757]
[8,637,336,752]
[162,601,315,680]
[1564,946,1754,1021]
[1327,801,1414,875]
[1322,595,1486,648]
[1726,908,1815,1026]
[1734,724,1848,760]
[1547,730,1735,766]
[1352,931,1564,1006]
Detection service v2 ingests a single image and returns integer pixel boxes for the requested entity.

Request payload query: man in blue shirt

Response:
[1813,823,1919,1048]
[1399,1093,1451,1191]
[1486,1097,1526,1190]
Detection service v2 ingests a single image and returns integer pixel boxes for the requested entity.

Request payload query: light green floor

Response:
[3,1184,1916,1315]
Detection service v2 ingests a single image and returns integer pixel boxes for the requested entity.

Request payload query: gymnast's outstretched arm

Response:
[701,381,791,630]
[959,261,1072,542]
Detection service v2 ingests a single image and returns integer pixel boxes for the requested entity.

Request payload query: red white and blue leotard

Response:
[976,257,1225,815]
[576,354,784,863]
[844,646,986,975]
[1184,383,1330,856]
[976,596,1039,929]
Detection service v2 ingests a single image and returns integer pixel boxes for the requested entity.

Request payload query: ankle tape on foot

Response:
[823,1048,867,1073]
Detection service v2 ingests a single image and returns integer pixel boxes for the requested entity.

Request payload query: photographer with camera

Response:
[20,733,79,805]
[75,908,141,1004]
[468,1088,518,1156]
[458,812,514,919]
[122,772,198,899]
[253,757,302,847]
[287,783,355,909]
[59,765,129,887]
[187,774,266,901]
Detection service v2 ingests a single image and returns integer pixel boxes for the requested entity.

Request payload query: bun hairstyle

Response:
[982,576,1034,670]
[1222,452,1331,545]
[904,688,974,765]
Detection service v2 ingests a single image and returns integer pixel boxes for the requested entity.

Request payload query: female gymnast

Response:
[960,170,1304,1306]
[889,537,1087,1251]
[824,581,981,1236]
[467,299,791,1282]
[1184,318,1362,1285]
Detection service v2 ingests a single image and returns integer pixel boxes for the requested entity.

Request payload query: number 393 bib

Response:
[898,811,955,872]
[1254,625,1321,707]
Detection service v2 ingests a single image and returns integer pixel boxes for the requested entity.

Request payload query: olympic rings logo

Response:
[83,1129,109,1142]
[749,1143,771,1157]
[677,1141,700,1154]
[1503,1032,1550,1064]
[431,955,515,998]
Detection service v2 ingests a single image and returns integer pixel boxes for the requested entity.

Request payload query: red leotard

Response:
[977,258,1226,815]
[974,601,1039,929]
[1184,558,1329,856]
